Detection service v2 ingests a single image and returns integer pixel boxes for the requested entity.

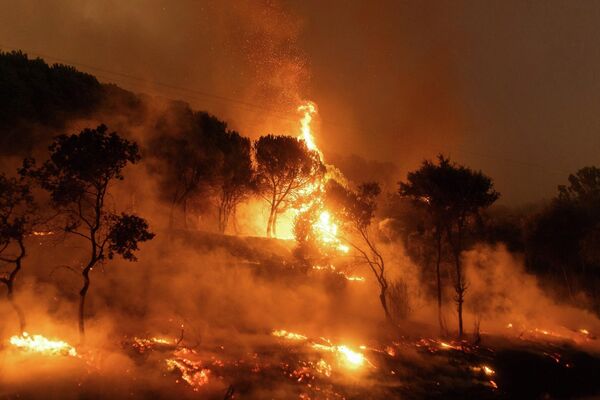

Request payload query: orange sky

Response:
[1,0,600,204]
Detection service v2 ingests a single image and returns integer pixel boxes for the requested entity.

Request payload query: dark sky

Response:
[2,0,600,204]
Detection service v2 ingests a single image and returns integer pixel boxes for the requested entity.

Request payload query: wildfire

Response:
[9,332,77,357]
[31,231,54,236]
[294,101,350,255]
[272,329,368,371]
[272,329,308,341]
[166,357,210,390]
[298,101,320,156]
[131,336,177,353]
[312,211,350,253]
[312,343,366,369]
[311,264,365,282]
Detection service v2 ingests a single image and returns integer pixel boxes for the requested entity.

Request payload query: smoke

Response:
[463,244,600,345]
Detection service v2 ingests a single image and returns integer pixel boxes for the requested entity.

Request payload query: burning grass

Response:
[3,324,600,399]
[8,332,78,357]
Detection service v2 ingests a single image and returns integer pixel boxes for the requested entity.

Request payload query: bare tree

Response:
[24,125,154,338]
[325,180,393,323]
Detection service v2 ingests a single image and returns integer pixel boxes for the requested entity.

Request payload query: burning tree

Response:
[324,180,393,323]
[254,134,324,237]
[0,173,34,333]
[24,125,154,337]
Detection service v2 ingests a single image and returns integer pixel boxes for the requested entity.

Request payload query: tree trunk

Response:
[266,206,275,237]
[447,224,465,338]
[453,247,465,338]
[272,212,278,237]
[379,284,393,324]
[79,267,92,340]
[435,229,444,334]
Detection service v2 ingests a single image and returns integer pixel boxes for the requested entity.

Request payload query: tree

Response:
[526,166,600,308]
[149,106,226,229]
[325,180,393,323]
[400,155,499,337]
[0,51,103,156]
[0,173,34,333]
[558,166,600,204]
[399,156,455,333]
[214,131,255,233]
[24,125,154,338]
[439,157,499,337]
[254,135,324,237]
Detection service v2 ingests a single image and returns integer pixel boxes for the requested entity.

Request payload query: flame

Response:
[312,343,366,369]
[166,358,210,390]
[31,231,53,236]
[311,264,365,282]
[272,329,308,341]
[294,101,350,254]
[132,336,176,352]
[9,332,77,357]
[272,328,367,370]
[298,101,320,156]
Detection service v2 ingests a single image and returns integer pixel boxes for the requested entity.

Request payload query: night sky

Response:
[2,0,600,204]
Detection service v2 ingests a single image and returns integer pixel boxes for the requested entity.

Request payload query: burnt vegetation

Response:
[2,51,600,399]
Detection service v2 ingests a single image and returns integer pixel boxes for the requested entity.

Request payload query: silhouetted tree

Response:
[24,125,154,338]
[325,180,393,323]
[400,155,499,337]
[526,166,600,308]
[0,51,102,155]
[399,156,454,333]
[149,106,226,229]
[215,131,255,233]
[440,157,499,337]
[0,173,34,333]
[254,135,324,237]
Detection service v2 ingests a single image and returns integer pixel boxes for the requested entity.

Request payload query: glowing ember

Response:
[315,358,332,377]
[31,231,53,236]
[312,343,366,369]
[311,264,365,282]
[439,341,461,351]
[9,332,77,357]
[132,336,176,352]
[272,329,308,341]
[472,364,495,376]
[166,358,210,391]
